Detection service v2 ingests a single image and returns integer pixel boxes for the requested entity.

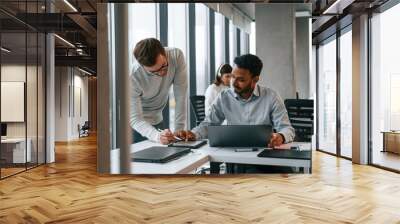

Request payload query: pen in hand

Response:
[157,128,183,141]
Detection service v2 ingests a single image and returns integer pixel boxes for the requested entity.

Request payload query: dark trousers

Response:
[132,122,164,143]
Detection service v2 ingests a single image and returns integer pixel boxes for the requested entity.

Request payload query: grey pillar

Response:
[255,4,296,100]
[114,4,132,173]
[209,10,215,84]
[352,14,369,164]
[159,3,169,129]
[296,17,311,99]
[97,3,111,173]
[46,1,55,163]
[188,3,196,129]
[224,18,230,64]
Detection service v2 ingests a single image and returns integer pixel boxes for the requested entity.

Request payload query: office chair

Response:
[190,95,206,125]
[284,99,314,142]
[79,121,90,138]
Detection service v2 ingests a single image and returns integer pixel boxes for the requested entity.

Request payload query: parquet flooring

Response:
[1,135,400,223]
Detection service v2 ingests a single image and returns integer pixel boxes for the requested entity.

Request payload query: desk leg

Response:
[304,166,310,174]
[210,162,221,174]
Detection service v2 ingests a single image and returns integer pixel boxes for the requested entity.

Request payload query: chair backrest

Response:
[284,99,314,142]
[82,121,90,129]
[190,95,206,125]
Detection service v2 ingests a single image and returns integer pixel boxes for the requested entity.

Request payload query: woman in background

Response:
[204,63,232,116]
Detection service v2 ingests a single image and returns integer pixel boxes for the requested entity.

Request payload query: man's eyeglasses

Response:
[147,61,169,75]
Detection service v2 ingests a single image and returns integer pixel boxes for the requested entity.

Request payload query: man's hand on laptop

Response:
[174,130,196,142]
[159,129,176,145]
[268,133,284,148]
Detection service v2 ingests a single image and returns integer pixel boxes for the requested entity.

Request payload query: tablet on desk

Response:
[169,140,207,149]
[257,149,311,160]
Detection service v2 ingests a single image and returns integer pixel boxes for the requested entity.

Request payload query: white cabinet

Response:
[1,138,32,163]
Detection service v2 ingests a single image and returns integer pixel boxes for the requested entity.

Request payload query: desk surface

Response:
[111,141,312,174]
[1,138,27,143]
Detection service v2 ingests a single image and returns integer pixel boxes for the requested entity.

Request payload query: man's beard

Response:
[234,84,253,96]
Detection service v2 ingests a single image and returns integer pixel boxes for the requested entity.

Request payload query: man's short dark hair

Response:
[133,38,166,66]
[233,54,263,77]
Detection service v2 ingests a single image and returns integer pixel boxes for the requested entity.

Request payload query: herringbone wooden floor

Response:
[1,135,400,224]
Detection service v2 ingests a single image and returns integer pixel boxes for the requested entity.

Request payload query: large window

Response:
[371,3,400,170]
[340,29,352,158]
[318,37,337,155]
[214,12,225,73]
[250,22,256,54]
[240,31,249,55]
[195,4,209,95]
[229,20,237,65]
[128,3,158,71]
[168,3,188,131]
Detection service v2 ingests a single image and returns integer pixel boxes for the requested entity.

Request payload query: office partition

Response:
[0,1,47,179]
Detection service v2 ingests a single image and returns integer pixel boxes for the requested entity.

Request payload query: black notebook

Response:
[132,146,191,163]
[257,149,311,160]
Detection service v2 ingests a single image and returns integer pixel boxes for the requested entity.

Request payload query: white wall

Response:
[1,64,46,163]
[55,67,89,141]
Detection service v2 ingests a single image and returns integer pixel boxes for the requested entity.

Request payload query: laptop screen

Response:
[208,125,272,147]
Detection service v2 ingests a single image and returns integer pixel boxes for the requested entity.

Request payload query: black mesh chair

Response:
[284,99,314,142]
[190,95,206,125]
[79,121,90,138]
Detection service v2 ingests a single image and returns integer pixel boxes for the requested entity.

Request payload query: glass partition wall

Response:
[370,3,400,171]
[0,2,46,179]
[317,35,337,155]
[316,26,353,159]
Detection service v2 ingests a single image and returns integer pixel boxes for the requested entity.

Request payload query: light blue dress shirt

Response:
[192,84,295,143]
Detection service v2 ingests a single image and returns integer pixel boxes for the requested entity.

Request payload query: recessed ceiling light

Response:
[63,0,78,12]
[54,34,75,48]
[1,47,11,53]
[77,67,93,76]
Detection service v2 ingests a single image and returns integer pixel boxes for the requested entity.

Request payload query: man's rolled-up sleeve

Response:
[129,75,160,142]
[270,93,295,143]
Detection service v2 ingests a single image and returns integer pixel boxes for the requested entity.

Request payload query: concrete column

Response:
[46,33,55,163]
[114,4,131,174]
[352,14,369,164]
[45,0,55,163]
[97,3,111,173]
[296,17,311,99]
[255,4,296,100]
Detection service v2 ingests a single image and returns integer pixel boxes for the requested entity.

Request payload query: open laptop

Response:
[208,125,273,147]
[131,146,191,163]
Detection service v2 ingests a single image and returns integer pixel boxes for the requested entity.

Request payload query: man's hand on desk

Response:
[174,130,196,141]
[159,129,177,145]
[268,133,284,148]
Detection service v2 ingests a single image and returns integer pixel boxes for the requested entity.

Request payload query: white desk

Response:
[1,138,32,163]
[111,141,312,174]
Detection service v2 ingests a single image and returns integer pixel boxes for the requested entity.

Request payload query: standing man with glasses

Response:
[130,38,188,144]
